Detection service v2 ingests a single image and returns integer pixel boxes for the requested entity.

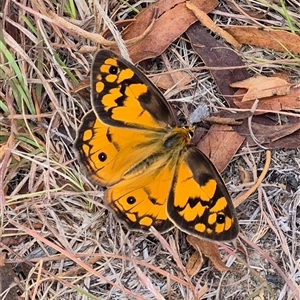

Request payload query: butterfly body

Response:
[75,50,239,241]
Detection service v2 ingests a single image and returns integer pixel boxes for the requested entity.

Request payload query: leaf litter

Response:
[1,0,300,299]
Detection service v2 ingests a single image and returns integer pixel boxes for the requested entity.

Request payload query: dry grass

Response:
[1,0,300,299]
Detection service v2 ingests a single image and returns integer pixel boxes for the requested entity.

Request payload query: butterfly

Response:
[75,50,239,241]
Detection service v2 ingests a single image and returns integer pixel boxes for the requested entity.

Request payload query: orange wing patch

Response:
[75,111,169,186]
[91,50,177,130]
[106,160,176,232]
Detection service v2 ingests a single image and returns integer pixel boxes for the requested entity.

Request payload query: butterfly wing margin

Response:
[91,50,177,130]
[167,147,239,241]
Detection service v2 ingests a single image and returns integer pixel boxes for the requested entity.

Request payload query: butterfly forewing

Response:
[91,50,177,130]
[167,147,239,241]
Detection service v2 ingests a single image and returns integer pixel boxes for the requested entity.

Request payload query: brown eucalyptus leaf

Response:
[121,0,218,63]
[231,76,290,102]
[225,26,300,55]
[186,22,250,107]
[187,235,232,272]
[197,124,245,172]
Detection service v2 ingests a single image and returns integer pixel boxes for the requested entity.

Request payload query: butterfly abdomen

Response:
[124,151,167,178]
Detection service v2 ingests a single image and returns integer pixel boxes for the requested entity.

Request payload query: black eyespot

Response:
[98,152,107,162]
[109,66,118,74]
[127,196,136,205]
[216,214,225,224]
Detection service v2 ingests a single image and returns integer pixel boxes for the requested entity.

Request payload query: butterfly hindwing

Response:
[106,159,177,233]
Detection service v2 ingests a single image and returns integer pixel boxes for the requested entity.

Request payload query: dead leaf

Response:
[71,80,90,102]
[186,1,241,49]
[231,76,291,102]
[197,124,245,172]
[186,235,232,272]
[225,26,300,55]
[186,22,250,108]
[186,250,204,277]
[120,0,219,63]
[236,119,300,148]
[150,70,193,90]
[233,86,300,112]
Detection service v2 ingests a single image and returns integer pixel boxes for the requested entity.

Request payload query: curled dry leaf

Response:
[186,250,204,277]
[231,76,290,102]
[203,116,243,126]
[224,26,300,55]
[186,235,232,273]
[186,1,241,50]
